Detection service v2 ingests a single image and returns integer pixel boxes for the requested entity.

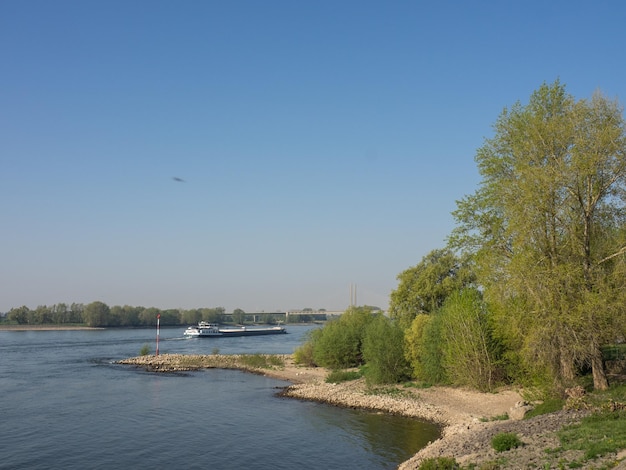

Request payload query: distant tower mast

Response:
[350,283,357,307]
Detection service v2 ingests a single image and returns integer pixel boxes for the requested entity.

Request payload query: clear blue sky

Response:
[2,1,625,313]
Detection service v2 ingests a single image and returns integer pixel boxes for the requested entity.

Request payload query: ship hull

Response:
[184,322,287,338]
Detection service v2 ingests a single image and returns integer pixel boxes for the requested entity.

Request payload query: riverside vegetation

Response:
[290,81,626,468]
[11,81,626,467]
[289,306,626,469]
[1,303,306,328]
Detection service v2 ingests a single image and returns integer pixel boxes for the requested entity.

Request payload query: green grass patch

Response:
[325,369,362,383]
[480,413,509,422]
[592,382,626,404]
[473,461,506,470]
[238,354,284,369]
[558,410,626,460]
[524,397,565,419]
[491,432,523,452]
[418,456,460,469]
[609,383,626,401]
[139,344,150,356]
[576,382,626,412]
[566,460,583,468]
[402,380,433,389]
[177,355,210,368]
[364,385,413,398]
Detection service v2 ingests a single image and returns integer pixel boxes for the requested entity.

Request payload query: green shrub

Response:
[310,307,377,369]
[293,340,316,366]
[405,314,432,379]
[362,315,410,384]
[406,312,447,384]
[325,369,361,383]
[139,344,150,356]
[491,432,522,452]
[418,456,460,469]
[439,289,501,392]
[312,318,356,368]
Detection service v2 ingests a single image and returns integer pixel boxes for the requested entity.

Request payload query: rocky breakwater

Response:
[278,379,444,424]
[119,354,448,425]
[117,353,288,374]
[118,354,520,429]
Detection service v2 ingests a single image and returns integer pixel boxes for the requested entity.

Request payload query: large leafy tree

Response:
[83,301,111,327]
[51,303,70,324]
[389,248,475,329]
[181,308,202,325]
[202,307,225,323]
[451,81,626,390]
[7,305,30,324]
[139,307,162,326]
[232,308,246,324]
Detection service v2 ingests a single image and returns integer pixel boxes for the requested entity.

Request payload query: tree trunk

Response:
[591,344,609,390]
[560,359,576,382]
[559,346,576,383]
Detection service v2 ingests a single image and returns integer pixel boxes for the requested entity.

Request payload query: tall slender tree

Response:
[451,81,626,390]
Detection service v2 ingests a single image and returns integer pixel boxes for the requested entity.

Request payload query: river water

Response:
[0,325,439,469]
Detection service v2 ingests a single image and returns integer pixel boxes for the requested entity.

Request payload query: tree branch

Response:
[597,245,626,265]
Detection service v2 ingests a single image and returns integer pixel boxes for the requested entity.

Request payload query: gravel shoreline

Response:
[117,354,625,469]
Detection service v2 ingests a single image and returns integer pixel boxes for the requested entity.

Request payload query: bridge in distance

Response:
[221,310,346,322]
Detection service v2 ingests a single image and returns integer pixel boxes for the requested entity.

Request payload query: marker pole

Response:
[156,314,161,356]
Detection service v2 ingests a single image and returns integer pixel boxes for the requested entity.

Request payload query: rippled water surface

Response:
[0,326,440,469]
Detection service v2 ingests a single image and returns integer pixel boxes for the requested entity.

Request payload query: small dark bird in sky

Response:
[172,177,186,182]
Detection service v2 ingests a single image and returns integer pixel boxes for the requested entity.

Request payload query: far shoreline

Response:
[0,324,103,331]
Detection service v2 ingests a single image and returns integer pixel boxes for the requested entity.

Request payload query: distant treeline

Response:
[1,302,313,327]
